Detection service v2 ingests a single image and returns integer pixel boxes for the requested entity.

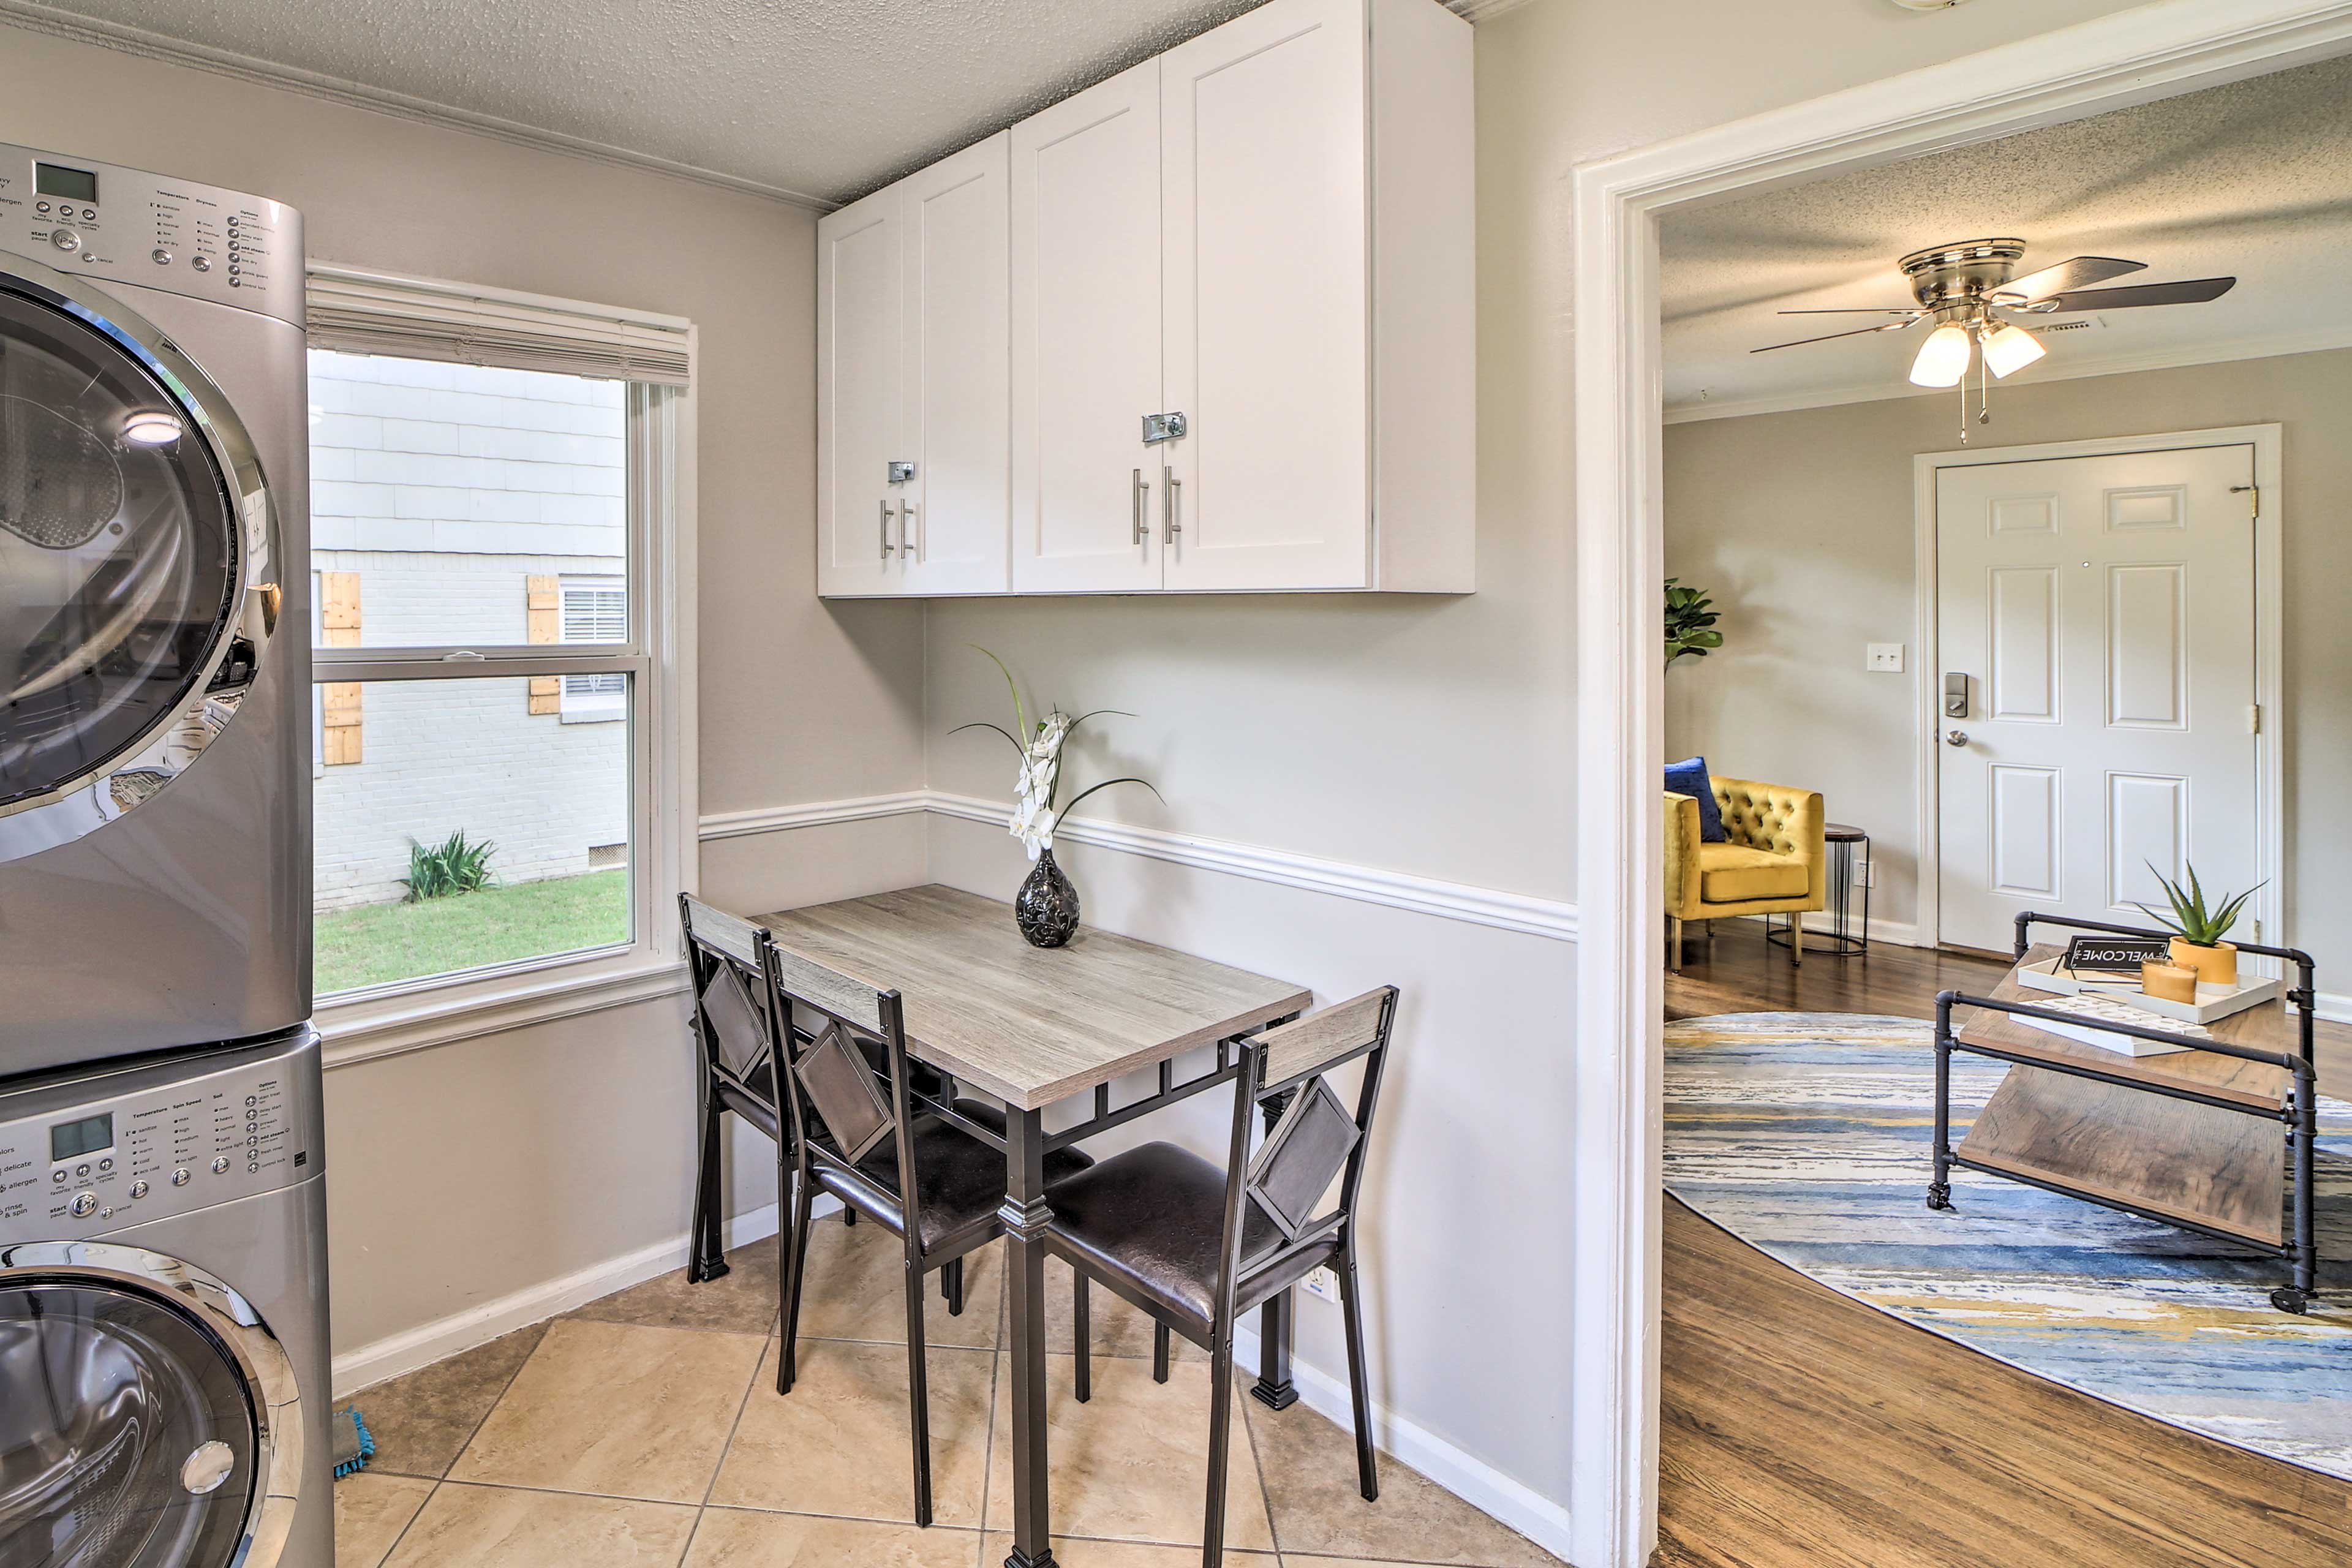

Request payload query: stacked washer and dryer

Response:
[1,146,332,1568]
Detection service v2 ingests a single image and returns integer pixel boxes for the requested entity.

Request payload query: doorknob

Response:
[1945,729,1969,747]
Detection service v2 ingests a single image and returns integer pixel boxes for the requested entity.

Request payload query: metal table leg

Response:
[1251,1089,1300,1411]
[999,1108,1057,1568]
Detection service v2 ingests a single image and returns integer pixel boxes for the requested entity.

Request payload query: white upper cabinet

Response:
[1161,0,1368,591]
[901,133,1011,595]
[816,184,904,596]
[1009,61,1166,594]
[820,0,1472,598]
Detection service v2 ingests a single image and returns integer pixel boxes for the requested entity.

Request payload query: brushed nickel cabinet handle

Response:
[1164,467,1182,541]
[880,499,895,559]
[900,500,917,559]
[1133,468,1147,544]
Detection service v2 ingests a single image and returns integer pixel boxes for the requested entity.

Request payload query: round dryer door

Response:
[0,258,277,861]
[0,1244,301,1568]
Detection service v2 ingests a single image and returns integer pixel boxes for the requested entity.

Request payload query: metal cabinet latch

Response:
[888,461,916,483]
[1142,412,1187,444]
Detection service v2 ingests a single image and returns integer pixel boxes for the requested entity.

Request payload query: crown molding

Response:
[1450,0,1538,19]
[0,1,837,212]
[1663,323,2352,424]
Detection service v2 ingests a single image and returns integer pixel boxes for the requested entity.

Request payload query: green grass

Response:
[314,870,630,995]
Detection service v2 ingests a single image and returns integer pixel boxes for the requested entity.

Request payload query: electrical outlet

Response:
[1853,858,1875,887]
[1302,1266,1340,1305]
[1866,643,1905,673]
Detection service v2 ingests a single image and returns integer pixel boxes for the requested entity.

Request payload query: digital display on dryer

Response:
[50,1114,113,1162]
[36,163,98,204]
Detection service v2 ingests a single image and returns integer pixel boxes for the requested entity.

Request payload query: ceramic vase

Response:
[1016,850,1080,948]
[2169,937,2238,988]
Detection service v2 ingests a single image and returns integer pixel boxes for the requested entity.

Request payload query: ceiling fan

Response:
[1753,238,2236,433]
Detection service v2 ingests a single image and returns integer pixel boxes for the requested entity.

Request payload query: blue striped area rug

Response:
[1664,1011,2352,1480]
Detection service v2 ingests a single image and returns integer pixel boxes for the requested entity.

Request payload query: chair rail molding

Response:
[1570,4,2352,1566]
[697,790,1579,942]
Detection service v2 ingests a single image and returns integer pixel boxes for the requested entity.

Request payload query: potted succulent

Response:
[955,650,1161,948]
[2135,862,2263,989]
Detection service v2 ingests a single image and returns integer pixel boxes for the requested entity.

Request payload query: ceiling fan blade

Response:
[1750,322,1915,353]
[2003,255,2145,302]
[1775,307,1924,317]
[2039,277,2237,312]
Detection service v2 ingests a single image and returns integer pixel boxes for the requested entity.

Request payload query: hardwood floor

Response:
[1657,917,2351,1568]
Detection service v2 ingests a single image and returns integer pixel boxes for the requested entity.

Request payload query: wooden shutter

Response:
[526,574,560,714]
[319,571,363,765]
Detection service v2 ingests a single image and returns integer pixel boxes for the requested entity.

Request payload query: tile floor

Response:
[337,1217,1563,1568]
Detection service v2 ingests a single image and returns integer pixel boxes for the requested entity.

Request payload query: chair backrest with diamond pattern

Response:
[679,895,784,1123]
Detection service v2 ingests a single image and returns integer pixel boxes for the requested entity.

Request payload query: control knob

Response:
[51,228,79,251]
[70,1192,97,1218]
[210,1156,231,1175]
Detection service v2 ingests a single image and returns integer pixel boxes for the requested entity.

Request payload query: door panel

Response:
[1010,61,1164,593]
[817,187,903,595]
[1161,0,1368,591]
[1936,445,2260,951]
[901,133,1011,595]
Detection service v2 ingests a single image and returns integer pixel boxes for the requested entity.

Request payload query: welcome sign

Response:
[2064,933,2174,975]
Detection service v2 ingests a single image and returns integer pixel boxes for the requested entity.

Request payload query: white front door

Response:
[1936,443,2262,954]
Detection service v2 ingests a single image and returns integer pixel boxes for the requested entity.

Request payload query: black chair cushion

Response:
[816,1099,1092,1253]
[1043,1141,1317,1328]
[714,1059,782,1142]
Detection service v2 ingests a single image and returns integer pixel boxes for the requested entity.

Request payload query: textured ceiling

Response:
[1660,52,2352,418]
[7,0,1448,205]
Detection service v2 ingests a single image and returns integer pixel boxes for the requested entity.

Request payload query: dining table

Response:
[753,883,1314,1568]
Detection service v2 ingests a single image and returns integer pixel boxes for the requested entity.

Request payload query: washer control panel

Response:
[0,142,303,327]
[0,1029,323,1243]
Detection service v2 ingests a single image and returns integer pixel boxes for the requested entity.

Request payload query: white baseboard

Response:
[1796,909,1921,949]
[330,1199,810,1398]
[2317,990,2351,1025]
[1231,1321,1574,1563]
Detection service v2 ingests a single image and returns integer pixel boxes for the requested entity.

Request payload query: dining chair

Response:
[678,894,791,1287]
[1045,987,1400,1566]
[761,932,1093,1526]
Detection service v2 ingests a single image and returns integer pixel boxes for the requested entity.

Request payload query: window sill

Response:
[318,949,689,1071]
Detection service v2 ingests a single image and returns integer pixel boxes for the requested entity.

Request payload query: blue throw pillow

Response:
[1665,756,1727,843]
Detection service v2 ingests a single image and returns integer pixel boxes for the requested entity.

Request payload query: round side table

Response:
[1766,823,1869,959]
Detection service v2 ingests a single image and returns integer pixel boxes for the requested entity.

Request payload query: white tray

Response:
[2016,954,2280,1026]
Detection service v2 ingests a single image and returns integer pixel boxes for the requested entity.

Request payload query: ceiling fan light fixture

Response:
[1909,322,1972,388]
[1981,323,2047,379]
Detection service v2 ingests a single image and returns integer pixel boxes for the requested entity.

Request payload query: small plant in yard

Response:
[1665,578,1724,669]
[2136,861,2262,948]
[401,831,498,902]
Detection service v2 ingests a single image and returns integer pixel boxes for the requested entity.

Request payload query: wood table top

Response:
[752,884,1313,1110]
[1954,944,2299,1112]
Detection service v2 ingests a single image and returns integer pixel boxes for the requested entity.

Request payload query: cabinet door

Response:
[817,184,907,595]
[1011,60,1165,593]
[900,132,1011,594]
[1162,0,1369,591]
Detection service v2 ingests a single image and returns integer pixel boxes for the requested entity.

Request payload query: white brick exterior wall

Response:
[309,352,630,909]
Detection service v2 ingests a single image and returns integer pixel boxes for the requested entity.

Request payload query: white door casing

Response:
[816,185,903,595]
[1011,59,1166,593]
[901,132,1012,595]
[1160,0,1371,591]
[1932,440,2267,954]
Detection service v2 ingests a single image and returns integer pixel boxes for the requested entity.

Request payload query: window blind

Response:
[306,264,692,386]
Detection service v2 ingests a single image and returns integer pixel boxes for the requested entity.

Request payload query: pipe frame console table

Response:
[1929,911,2321,1315]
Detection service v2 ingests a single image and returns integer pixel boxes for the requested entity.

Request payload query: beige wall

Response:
[1664,349,2351,976]
[0,26,930,1360]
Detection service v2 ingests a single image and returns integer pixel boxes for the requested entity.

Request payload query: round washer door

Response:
[0,1244,301,1568]
[0,257,277,862]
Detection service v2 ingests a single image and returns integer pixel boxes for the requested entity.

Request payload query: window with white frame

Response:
[305,265,692,1008]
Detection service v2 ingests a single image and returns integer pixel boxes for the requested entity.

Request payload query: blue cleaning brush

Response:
[331,1406,376,1479]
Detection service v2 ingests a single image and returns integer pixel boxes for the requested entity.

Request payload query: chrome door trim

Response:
[0,249,281,861]
[0,1238,304,1568]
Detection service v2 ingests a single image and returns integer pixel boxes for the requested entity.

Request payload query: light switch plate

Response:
[1866,643,1905,673]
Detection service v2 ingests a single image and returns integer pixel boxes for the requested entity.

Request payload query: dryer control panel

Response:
[0,142,303,328]
[0,1029,324,1243]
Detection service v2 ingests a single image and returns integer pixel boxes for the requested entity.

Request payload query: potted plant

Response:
[1665,578,1723,669]
[2135,862,2263,988]
[955,650,1161,948]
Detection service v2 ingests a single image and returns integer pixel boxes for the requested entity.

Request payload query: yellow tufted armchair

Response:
[1664,776,1825,970]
